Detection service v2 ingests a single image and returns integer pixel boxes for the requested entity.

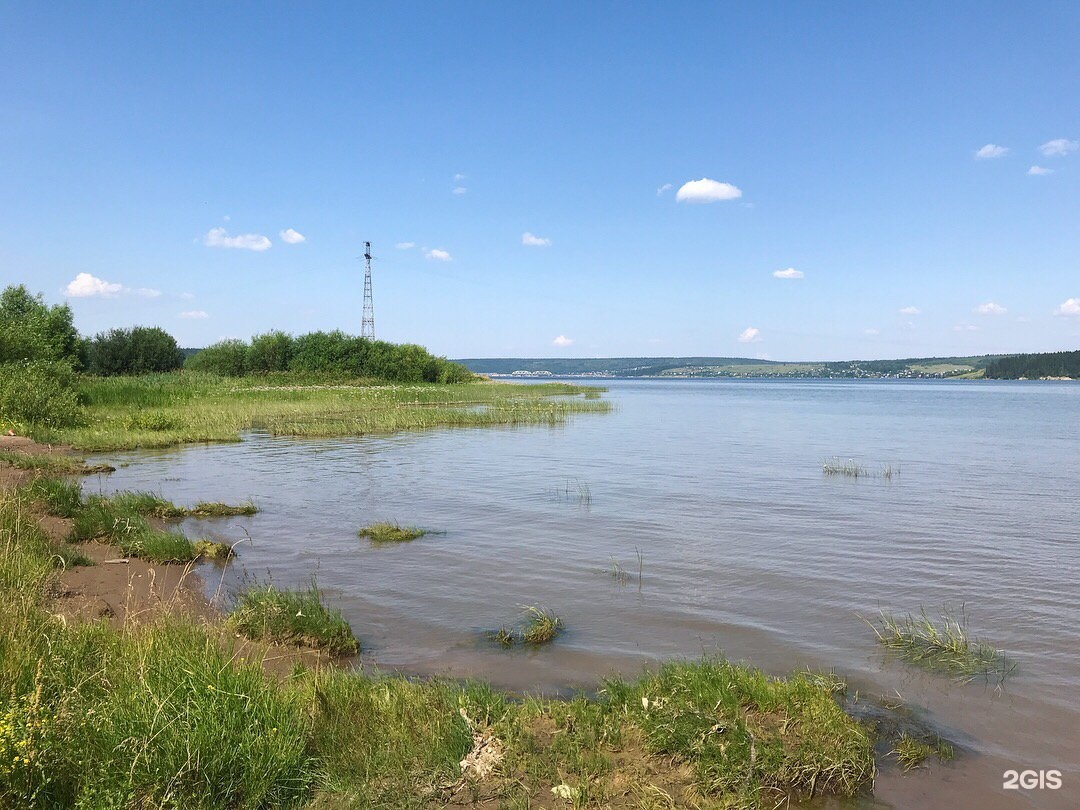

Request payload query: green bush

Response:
[247,331,293,373]
[185,339,249,376]
[0,361,80,428]
[85,326,184,376]
[0,285,80,366]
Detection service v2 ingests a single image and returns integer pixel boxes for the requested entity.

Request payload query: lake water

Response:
[87,379,1080,808]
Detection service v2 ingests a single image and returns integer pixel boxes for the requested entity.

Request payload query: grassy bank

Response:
[22,373,610,452]
[0,487,878,808]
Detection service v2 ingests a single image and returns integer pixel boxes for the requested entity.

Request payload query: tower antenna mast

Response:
[361,241,375,339]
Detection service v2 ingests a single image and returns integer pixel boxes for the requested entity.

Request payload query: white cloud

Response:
[954,323,978,332]
[453,172,467,181]
[395,241,416,250]
[1056,298,1080,317]
[975,301,1007,315]
[863,328,880,336]
[552,335,574,347]
[522,232,552,247]
[974,144,1009,160]
[180,310,209,319]
[1039,138,1078,157]
[772,267,804,279]
[178,291,195,300]
[203,227,272,251]
[675,177,742,203]
[737,327,761,343]
[280,228,306,244]
[136,287,162,298]
[656,183,673,196]
[65,273,124,298]
[452,187,467,195]
[1027,165,1053,176]
[898,306,921,315]
[425,248,452,262]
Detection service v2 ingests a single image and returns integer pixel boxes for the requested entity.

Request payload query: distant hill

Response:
[455,355,1013,379]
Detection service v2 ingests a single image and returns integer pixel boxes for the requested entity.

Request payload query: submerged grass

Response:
[866,607,1016,683]
[822,458,900,479]
[358,522,431,544]
[28,373,611,452]
[1,490,881,807]
[891,734,955,770]
[227,583,359,656]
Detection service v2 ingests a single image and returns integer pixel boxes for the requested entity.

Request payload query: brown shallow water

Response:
[87,378,1080,807]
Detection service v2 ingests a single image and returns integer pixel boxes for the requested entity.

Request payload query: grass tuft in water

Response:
[228,583,359,655]
[891,734,954,770]
[193,538,235,560]
[866,607,1016,683]
[823,458,900,480]
[188,501,258,517]
[487,606,565,647]
[358,522,431,544]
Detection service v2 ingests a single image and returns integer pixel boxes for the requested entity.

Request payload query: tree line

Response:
[0,283,471,430]
[983,351,1080,379]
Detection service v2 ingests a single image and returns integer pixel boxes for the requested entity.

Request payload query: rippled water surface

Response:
[89,379,1080,807]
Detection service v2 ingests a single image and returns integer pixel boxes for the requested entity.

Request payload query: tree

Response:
[85,327,184,376]
[0,284,80,365]
[247,331,294,373]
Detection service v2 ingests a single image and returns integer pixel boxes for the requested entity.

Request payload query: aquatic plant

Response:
[555,477,592,507]
[822,457,870,477]
[358,522,431,544]
[891,733,954,770]
[192,538,234,560]
[866,607,1016,683]
[187,501,258,517]
[227,582,359,655]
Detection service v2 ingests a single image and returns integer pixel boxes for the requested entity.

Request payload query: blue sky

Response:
[2,1,1078,360]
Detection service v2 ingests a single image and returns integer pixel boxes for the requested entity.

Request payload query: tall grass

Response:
[228,583,359,656]
[866,608,1016,683]
[29,374,611,452]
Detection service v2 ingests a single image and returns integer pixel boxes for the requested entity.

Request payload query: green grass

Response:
[490,606,565,647]
[188,501,258,517]
[0,449,114,475]
[0,490,882,807]
[891,734,954,770]
[25,477,82,518]
[358,522,430,544]
[227,583,360,656]
[193,538,234,560]
[866,608,1016,683]
[27,373,612,452]
[48,543,95,569]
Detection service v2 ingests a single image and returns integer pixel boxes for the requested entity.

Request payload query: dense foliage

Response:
[0,285,80,366]
[0,286,82,428]
[187,330,472,383]
[984,350,1080,379]
[84,327,184,376]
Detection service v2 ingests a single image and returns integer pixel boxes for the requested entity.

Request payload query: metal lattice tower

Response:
[361,241,375,339]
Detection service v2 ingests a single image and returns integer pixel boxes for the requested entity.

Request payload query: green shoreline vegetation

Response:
[1,485,879,806]
[358,522,432,544]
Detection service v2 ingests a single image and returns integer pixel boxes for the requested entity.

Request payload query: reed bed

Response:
[29,374,611,452]
[866,608,1016,683]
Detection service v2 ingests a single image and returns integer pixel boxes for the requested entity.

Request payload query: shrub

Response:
[185,339,249,376]
[247,331,294,374]
[0,360,81,428]
[85,326,184,376]
[0,285,80,366]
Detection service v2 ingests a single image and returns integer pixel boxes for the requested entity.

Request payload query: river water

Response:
[87,379,1079,808]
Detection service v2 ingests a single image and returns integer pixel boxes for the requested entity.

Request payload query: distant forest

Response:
[984,350,1080,379]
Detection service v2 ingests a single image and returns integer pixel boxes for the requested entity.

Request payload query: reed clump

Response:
[822,458,900,479]
[227,583,359,656]
[358,522,431,544]
[866,608,1016,683]
[489,606,564,646]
